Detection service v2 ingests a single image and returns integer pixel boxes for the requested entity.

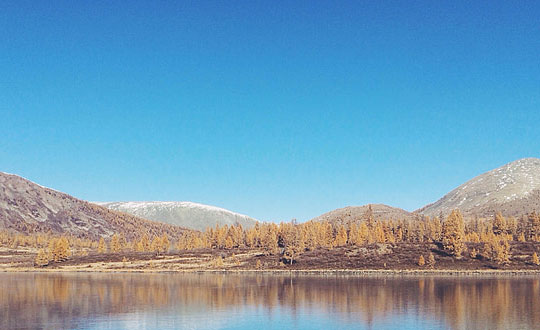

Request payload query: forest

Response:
[1,209,540,271]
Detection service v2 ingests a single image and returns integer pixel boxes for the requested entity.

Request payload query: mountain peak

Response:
[0,171,186,239]
[417,158,540,217]
[96,201,258,231]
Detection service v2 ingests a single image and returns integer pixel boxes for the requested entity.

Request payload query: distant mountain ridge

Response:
[416,158,540,218]
[95,201,258,231]
[310,204,415,223]
[0,172,187,239]
[311,158,540,223]
[2,157,539,238]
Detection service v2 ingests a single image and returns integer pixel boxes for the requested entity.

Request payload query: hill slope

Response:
[417,158,540,218]
[96,201,258,231]
[0,172,186,239]
[311,204,415,223]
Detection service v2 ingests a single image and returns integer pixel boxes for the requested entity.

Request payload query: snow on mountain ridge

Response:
[417,158,540,217]
[96,201,258,231]
[96,201,254,219]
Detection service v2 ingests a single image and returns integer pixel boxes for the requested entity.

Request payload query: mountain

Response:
[0,172,186,239]
[95,201,258,231]
[310,204,415,223]
[417,158,540,218]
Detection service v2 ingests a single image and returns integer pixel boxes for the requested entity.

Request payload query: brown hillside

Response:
[416,158,540,218]
[0,172,187,240]
[311,204,415,224]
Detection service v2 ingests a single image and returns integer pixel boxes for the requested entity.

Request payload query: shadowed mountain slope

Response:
[0,172,187,239]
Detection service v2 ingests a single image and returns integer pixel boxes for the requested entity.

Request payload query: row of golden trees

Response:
[2,209,540,266]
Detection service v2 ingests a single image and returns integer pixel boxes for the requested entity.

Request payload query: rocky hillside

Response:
[0,172,187,239]
[95,201,258,231]
[311,204,415,223]
[417,158,540,218]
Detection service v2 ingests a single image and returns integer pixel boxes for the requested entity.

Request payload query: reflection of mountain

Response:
[1,273,538,329]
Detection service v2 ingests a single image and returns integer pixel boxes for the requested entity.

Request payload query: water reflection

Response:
[0,273,538,329]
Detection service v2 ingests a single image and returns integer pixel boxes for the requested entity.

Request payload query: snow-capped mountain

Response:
[417,158,540,218]
[95,201,258,231]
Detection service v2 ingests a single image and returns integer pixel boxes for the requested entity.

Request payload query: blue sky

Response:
[1,1,539,222]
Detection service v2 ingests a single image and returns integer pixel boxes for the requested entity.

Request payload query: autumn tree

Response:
[492,212,507,236]
[303,222,318,250]
[482,234,510,265]
[140,234,150,251]
[333,225,348,247]
[442,210,466,257]
[261,223,279,255]
[418,255,425,266]
[98,238,107,253]
[527,212,540,241]
[358,222,369,245]
[161,234,170,253]
[151,236,162,254]
[110,234,122,253]
[229,224,244,248]
[427,253,436,268]
[281,223,305,264]
[53,237,70,262]
[374,222,386,243]
[532,252,540,266]
[135,240,145,252]
[225,236,234,249]
[35,249,49,267]
[245,227,258,248]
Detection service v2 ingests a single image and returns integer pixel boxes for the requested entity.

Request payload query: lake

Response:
[0,272,538,329]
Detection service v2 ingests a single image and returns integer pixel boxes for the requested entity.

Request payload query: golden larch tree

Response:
[418,255,425,266]
[532,252,540,266]
[442,210,466,257]
[35,248,49,267]
[98,237,107,253]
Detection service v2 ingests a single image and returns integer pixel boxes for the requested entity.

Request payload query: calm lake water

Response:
[0,272,539,330]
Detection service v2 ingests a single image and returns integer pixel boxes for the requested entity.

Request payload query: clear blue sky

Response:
[1,1,539,222]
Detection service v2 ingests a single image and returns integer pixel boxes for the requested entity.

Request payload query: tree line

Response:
[2,208,540,267]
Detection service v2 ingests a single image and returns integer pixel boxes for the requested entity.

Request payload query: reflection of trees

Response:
[0,274,538,329]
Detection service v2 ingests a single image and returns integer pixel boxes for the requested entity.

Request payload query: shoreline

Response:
[2,267,540,277]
